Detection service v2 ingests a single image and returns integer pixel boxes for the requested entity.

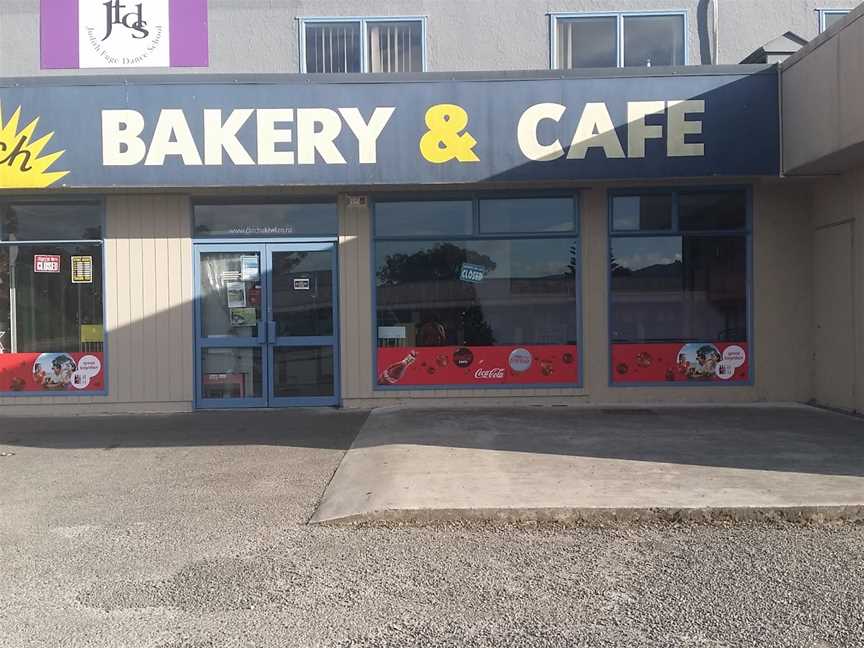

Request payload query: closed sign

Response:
[34,255,61,273]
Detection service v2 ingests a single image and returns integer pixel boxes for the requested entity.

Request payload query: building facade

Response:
[1,0,861,75]
[0,1,861,415]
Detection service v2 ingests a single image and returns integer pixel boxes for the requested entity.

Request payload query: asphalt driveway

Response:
[1,407,862,647]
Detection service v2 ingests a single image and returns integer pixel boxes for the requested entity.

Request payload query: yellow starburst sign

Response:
[0,103,69,189]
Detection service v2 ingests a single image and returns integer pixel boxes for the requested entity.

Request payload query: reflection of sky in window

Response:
[377,239,577,282]
[479,198,574,234]
[2,205,101,241]
[558,17,617,68]
[623,15,684,66]
[375,201,473,237]
[194,203,337,236]
[612,237,682,272]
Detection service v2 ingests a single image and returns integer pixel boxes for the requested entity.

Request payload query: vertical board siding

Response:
[0,194,194,410]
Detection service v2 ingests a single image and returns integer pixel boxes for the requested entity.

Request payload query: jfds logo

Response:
[101,1,150,41]
[80,0,169,68]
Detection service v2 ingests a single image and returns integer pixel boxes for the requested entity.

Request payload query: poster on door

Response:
[0,352,105,392]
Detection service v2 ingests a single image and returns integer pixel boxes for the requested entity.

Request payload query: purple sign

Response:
[41,0,208,69]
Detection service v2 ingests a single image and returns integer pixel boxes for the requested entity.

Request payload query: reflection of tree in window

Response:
[377,242,497,346]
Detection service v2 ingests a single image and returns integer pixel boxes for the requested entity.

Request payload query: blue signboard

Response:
[0,68,779,190]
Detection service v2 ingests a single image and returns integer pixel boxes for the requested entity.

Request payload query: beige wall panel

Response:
[751,182,813,403]
[782,6,864,174]
[0,194,193,414]
[809,167,864,412]
[812,221,855,410]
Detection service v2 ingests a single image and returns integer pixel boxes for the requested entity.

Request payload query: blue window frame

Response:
[191,199,340,409]
[608,187,753,387]
[550,11,688,69]
[0,198,108,397]
[299,16,428,73]
[372,193,582,391]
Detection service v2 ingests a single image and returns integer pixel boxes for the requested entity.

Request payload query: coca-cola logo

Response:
[475,367,506,379]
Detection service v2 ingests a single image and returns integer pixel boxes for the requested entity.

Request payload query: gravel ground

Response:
[1,411,862,648]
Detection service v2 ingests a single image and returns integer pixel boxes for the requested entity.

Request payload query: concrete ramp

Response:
[311,405,864,524]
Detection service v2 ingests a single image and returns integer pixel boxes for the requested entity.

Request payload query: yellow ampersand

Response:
[419,104,480,164]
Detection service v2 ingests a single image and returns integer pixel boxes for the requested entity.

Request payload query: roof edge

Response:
[0,64,777,89]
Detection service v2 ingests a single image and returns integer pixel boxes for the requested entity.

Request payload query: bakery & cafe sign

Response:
[0,69,779,190]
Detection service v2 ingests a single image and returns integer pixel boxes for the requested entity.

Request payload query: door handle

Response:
[268,321,277,343]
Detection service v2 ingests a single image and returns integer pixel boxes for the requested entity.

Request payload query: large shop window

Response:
[0,202,105,395]
[609,189,750,385]
[374,196,580,388]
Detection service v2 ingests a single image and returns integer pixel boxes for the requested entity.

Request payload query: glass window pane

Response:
[623,14,685,67]
[368,21,423,73]
[305,22,362,73]
[679,192,747,231]
[199,251,262,338]
[823,11,848,30]
[683,237,747,341]
[273,346,335,398]
[1,204,102,241]
[479,197,575,234]
[610,236,684,341]
[0,243,104,353]
[376,238,579,347]
[201,347,263,399]
[0,242,105,394]
[556,16,617,69]
[271,248,334,337]
[610,235,748,342]
[612,195,673,231]
[375,201,473,237]
[193,203,337,237]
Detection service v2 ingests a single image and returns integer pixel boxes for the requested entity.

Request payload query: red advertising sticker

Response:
[377,345,579,386]
[0,352,104,393]
[33,255,61,273]
[611,342,749,384]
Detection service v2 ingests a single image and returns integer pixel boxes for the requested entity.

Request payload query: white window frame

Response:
[817,9,850,33]
[549,11,688,69]
[298,16,428,73]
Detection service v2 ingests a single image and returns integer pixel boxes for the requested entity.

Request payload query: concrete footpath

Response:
[311,404,864,524]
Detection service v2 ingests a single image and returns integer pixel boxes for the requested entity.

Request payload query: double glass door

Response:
[195,242,338,407]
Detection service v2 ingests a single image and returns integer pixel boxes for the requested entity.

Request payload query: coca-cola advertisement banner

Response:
[377,345,579,387]
[0,352,105,393]
[611,342,749,384]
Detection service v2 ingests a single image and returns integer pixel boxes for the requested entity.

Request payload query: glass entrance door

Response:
[194,242,339,408]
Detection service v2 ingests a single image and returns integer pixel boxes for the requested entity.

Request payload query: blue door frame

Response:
[193,241,340,409]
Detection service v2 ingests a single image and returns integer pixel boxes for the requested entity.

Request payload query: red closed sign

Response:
[33,255,61,273]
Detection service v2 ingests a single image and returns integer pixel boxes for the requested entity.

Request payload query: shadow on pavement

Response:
[4,405,864,479]
[0,409,370,452]
[347,406,864,478]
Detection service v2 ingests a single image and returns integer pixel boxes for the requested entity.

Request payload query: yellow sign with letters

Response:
[0,103,69,189]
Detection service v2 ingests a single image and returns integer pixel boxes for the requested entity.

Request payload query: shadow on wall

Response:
[486,73,779,183]
[697,0,715,64]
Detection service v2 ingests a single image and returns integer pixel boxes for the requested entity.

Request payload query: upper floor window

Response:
[301,18,426,73]
[818,9,850,32]
[551,12,686,69]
